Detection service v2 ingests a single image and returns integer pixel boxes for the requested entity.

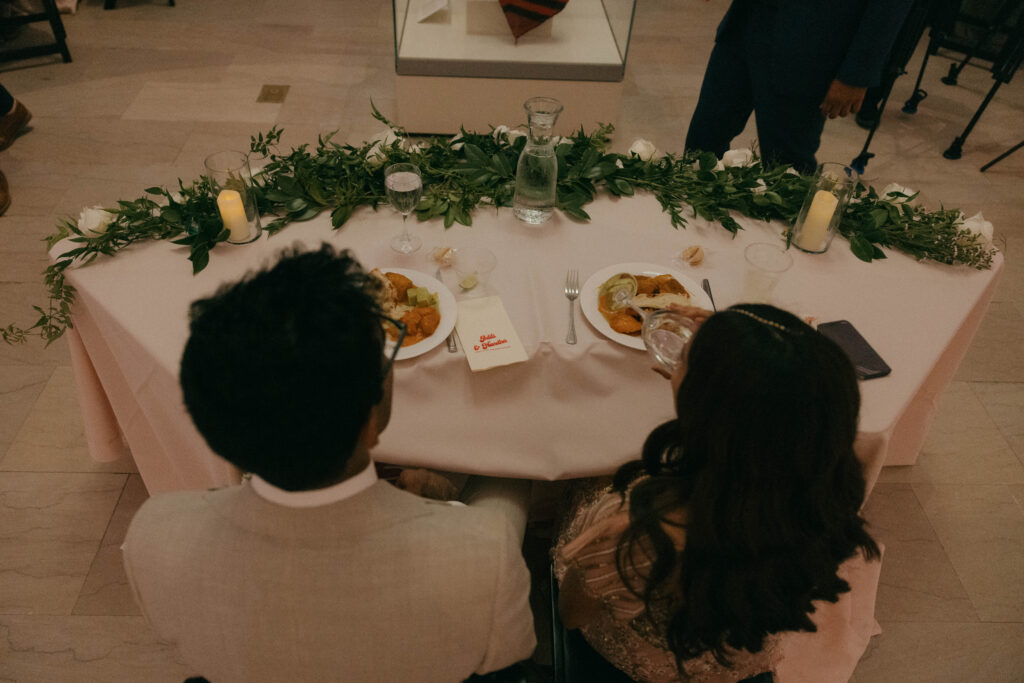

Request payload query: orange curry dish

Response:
[396,306,441,345]
[597,273,692,336]
[370,269,442,347]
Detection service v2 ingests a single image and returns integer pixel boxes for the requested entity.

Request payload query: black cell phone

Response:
[818,320,892,380]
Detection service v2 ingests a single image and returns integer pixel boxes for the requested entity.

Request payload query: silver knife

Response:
[436,267,458,352]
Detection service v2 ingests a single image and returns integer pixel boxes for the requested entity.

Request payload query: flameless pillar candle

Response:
[217,189,250,242]
[796,190,838,252]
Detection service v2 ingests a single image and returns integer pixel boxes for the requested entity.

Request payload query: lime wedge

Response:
[459,272,479,290]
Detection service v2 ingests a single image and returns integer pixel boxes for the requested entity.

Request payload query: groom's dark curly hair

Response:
[180,243,385,491]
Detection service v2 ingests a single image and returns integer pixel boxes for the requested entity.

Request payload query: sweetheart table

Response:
[59,194,1002,495]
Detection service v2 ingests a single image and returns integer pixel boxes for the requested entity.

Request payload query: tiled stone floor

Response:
[1,1,1022,681]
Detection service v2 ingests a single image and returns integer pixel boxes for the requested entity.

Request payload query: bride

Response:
[554,304,882,682]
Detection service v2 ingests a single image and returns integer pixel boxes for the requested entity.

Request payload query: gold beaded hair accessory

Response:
[730,308,789,333]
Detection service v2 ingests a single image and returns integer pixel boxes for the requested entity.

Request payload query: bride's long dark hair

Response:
[612,304,879,671]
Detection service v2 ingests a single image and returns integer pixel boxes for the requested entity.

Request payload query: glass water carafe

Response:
[513,97,564,224]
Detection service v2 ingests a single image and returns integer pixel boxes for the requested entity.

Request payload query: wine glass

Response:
[385,163,423,254]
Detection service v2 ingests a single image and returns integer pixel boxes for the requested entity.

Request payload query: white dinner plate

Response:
[379,267,457,360]
[580,262,713,350]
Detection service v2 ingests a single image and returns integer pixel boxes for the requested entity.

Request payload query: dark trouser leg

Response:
[0,84,13,115]
[685,35,755,158]
[743,17,825,173]
[749,87,824,174]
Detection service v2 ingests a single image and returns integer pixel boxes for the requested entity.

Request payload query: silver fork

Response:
[564,269,580,345]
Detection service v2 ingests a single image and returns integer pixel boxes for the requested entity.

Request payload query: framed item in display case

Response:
[392,0,636,134]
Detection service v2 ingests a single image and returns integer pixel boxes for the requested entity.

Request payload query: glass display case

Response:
[394,0,635,81]
[392,0,636,133]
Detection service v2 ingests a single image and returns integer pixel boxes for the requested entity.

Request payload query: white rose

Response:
[493,125,527,144]
[170,192,183,204]
[367,128,401,165]
[962,211,994,245]
[450,132,464,151]
[785,167,801,176]
[713,160,725,172]
[752,178,767,194]
[881,182,916,202]
[628,138,658,161]
[615,159,624,169]
[78,207,115,236]
[721,148,754,167]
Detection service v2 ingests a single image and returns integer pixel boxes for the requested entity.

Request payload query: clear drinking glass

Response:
[452,247,497,294]
[513,96,563,225]
[204,150,261,245]
[642,310,697,376]
[790,162,858,254]
[741,242,793,304]
[385,163,423,254]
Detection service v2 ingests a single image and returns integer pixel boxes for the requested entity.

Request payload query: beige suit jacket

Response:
[123,479,536,682]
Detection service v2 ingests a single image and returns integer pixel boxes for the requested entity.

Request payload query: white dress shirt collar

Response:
[250,460,378,508]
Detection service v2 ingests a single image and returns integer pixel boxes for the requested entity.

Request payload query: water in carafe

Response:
[513,97,563,225]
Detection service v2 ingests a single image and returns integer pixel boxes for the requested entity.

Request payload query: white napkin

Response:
[455,296,528,372]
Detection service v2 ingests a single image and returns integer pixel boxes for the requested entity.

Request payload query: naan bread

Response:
[632,292,692,310]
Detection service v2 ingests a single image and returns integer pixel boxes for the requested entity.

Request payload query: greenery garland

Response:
[1,108,997,346]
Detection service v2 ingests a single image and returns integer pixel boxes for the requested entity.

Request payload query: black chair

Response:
[465,663,530,682]
[549,564,647,683]
[105,0,175,9]
[185,662,529,683]
[897,0,1024,159]
[0,0,71,64]
[550,565,774,683]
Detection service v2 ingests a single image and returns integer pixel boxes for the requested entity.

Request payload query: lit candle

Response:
[217,189,251,242]
[796,190,839,252]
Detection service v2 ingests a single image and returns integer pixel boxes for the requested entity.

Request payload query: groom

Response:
[123,244,536,682]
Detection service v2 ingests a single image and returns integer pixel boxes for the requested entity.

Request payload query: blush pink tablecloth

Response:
[59,194,1002,494]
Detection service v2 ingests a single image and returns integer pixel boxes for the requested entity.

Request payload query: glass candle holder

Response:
[204,150,262,245]
[789,162,858,254]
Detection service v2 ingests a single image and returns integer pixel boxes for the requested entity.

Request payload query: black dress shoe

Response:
[855,109,879,131]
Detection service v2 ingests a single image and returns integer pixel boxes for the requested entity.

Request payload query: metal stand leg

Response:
[945,13,1024,159]
[851,0,931,172]
[851,91,890,174]
[980,139,1024,171]
[903,41,935,113]
[943,79,1003,158]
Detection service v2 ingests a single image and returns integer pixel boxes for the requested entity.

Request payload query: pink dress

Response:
[553,484,883,683]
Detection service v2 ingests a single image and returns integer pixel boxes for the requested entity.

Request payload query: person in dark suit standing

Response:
[685,0,915,173]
